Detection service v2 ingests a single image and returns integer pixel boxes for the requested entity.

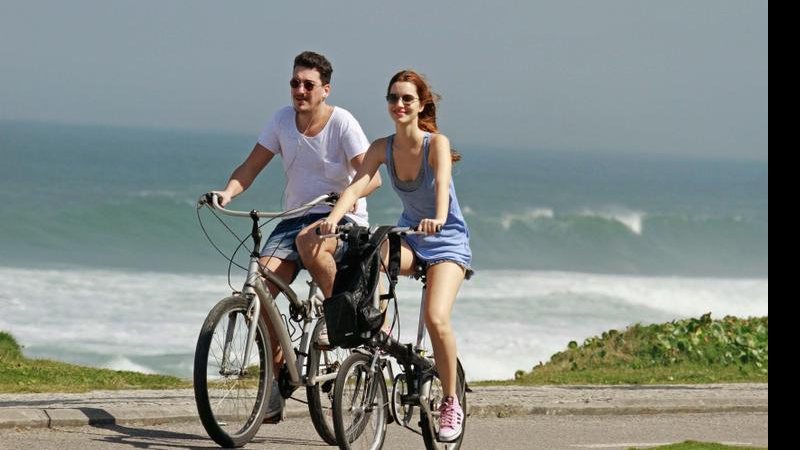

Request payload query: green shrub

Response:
[0,331,23,360]
[506,314,768,385]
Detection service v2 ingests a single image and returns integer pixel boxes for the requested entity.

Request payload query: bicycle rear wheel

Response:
[332,352,388,450]
[420,357,467,450]
[306,317,350,445]
[194,295,272,448]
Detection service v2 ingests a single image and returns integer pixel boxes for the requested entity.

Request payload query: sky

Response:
[0,1,768,161]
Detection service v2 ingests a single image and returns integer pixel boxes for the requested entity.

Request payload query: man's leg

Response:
[258,255,297,424]
[296,219,340,298]
[258,256,298,378]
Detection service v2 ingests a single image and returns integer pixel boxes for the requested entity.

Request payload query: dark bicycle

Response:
[326,225,467,450]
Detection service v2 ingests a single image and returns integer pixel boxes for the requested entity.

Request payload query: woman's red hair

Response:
[388,70,461,162]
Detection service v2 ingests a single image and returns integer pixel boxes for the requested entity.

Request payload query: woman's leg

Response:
[378,240,418,332]
[423,261,465,397]
[379,238,418,276]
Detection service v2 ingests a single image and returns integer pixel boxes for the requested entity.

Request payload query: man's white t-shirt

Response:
[258,105,370,225]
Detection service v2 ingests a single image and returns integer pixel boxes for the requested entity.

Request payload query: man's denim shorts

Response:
[260,213,351,269]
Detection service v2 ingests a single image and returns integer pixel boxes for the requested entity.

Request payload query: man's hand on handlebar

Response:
[199,192,232,208]
[212,191,233,207]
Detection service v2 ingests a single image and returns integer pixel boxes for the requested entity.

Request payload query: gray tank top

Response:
[385,133,472,269]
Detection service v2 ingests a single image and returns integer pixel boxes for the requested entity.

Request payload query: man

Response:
[214,51,380,422]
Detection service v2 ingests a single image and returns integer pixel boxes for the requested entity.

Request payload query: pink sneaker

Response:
[438,396,463,442]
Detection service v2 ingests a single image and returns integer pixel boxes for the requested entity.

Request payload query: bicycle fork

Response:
[359,352,386,416]
[219,258,264,377]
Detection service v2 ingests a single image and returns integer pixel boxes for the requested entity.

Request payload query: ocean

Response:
[0,120,768,381]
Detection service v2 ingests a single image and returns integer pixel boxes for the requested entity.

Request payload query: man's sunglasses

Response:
[290,79,318,90]
[385,93,419,105]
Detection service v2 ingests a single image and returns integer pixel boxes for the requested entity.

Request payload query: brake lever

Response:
[197,192,214,208]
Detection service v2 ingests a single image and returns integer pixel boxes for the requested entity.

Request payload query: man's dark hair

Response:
[294,51,333,85]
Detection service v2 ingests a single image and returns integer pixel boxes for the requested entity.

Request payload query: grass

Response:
[627,441,766,450]
[2,313,768,392]
[0,331,190,393]
[476,314,768,386]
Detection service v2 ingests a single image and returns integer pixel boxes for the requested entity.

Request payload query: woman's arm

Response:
[350,152,383,197]
[319,139,386,234]
[420,134,453,234]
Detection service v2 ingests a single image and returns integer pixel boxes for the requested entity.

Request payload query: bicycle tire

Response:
[420,357,467,450]
[306,317,350,445]
[194,295,272,448]
[332,352,388,450]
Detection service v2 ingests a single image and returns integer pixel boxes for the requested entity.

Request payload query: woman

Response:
[318,69,471,442]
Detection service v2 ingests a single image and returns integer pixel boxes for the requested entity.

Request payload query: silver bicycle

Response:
[193,193,348,448]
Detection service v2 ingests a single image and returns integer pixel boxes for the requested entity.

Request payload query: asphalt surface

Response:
[0,412,770,450]
[0,383,768,430]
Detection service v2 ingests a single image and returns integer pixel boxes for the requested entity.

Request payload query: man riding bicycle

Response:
[212,51,381,422]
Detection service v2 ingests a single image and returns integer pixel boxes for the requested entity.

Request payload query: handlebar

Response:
[387,226,438,236]
[315,224,435,240]
[198,192,339,220]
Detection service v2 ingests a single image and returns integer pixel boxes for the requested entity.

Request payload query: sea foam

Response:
[0,266,768,381]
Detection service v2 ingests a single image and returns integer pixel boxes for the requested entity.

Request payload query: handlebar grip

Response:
[315,225,339,236]
[413,224,443,233]
[198,192,223,209]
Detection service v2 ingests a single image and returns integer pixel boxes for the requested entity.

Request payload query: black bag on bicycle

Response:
[324,225,398,348]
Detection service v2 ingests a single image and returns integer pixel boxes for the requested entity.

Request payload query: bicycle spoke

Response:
[194,297,270,447]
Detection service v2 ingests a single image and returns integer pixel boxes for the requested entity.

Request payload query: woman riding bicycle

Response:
[319,69,472,442]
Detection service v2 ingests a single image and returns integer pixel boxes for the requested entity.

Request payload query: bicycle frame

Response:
[251,275,333,387]
[206,193,337,388]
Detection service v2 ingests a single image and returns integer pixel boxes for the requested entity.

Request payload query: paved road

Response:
[0,384,768,449]
[0,384,769,429]
[0,412,768,449]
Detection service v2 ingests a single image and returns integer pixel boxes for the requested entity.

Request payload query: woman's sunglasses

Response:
[385,93,419,105]
[290,79,318,90]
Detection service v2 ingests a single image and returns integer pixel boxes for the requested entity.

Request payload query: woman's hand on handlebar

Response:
[317,218,339,236]
[417,218,444,235]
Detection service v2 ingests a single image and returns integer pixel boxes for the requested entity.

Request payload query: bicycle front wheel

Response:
[194,295,272,448]
[332,352,388,450]
[306,317,350,445]
[420,357,467,450]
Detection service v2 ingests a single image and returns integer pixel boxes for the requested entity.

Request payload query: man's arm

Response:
[216,143,275,206]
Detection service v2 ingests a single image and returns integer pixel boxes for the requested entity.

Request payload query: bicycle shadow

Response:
[47,407,213,449]
[71,408,328,449]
